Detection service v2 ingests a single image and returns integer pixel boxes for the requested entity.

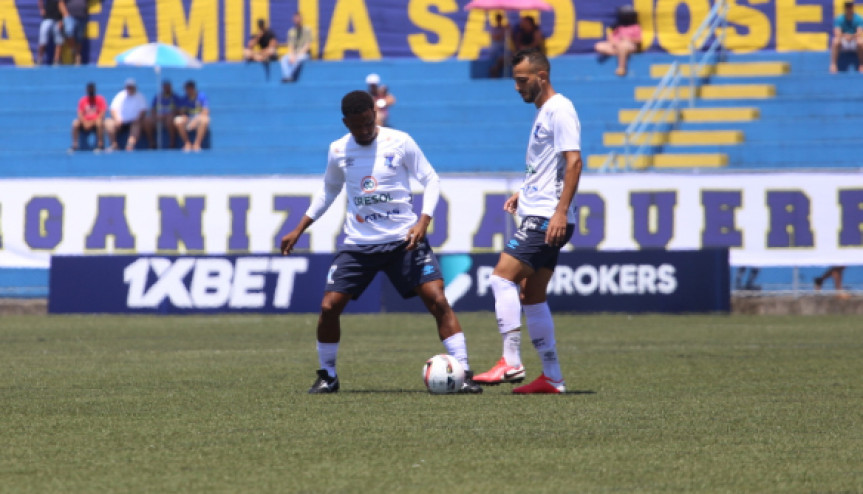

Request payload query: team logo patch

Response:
[422,265,436,276]
[383,153,396,168]
[361,176,377,193]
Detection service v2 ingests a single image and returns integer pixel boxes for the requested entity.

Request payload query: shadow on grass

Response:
[336,389,597,395]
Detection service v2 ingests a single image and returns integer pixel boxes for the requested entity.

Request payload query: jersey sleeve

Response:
[403,135,440,217]
[305,147,345,221]
[552,102,581,153]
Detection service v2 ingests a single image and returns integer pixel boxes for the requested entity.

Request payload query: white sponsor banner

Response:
[1,172,861,268]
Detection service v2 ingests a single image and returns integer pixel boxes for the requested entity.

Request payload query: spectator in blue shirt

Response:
[831,1,863,73]
[144,80,182,149]
[174,80,210,152]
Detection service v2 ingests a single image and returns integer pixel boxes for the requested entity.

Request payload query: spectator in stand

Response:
[174,80,210,152]
[814,266,847,294]
[280,12,314,83]
[63,0,89,65]
[144,80,182,149]
[366,73,396,127]
[69,82,106,152]
[488,12,509,78]
[105,78,148,152]
[830,1,863,73]
[244,18,278,63]
[37,0,66,65]
[512,16,545,55]
[594,5,643,77]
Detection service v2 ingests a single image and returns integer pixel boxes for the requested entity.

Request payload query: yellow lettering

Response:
[407,0,459,61]
[323,0,381,60]
[0,0,34,66]
[725,0,771,53]
[299,0,321,58]
[250,0,270,31]
[40,209,50,237]
[544,0,575,57]
[98,0,149,66]
[633,0,656,50]
[455,9,491,60]
[776,0,827,51]
[156,0,219,62]
[225,0,244,61]
[655,0,711,54]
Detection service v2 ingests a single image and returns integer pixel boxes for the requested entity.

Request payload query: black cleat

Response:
[458,370,483,394]
[308,369,339,394]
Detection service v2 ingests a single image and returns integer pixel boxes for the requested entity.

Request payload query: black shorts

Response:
[503,215,575,271]
[327,239,443,300]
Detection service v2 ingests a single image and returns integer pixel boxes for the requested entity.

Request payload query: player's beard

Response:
[520,80,541,103]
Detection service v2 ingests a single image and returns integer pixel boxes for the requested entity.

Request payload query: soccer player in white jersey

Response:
[473,48,583,394]
[280,90,482,394]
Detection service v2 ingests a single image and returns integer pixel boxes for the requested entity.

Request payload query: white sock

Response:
[502,330,522,367]
[490,274,523,366]
[523,302,563,382]
[316,341,339,378]
[442,332,470,371]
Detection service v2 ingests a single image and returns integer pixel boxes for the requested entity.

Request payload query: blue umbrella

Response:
[115,42,202,68]
[115,43,202,149]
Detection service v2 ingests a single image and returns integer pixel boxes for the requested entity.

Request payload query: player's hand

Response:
[503,192,519,214]
[280,231,301,255]
[405,215,431,251]
[545,212,568,247]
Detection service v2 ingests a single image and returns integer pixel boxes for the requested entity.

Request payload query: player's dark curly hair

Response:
[512,48,551,75]
[341,90,374,117]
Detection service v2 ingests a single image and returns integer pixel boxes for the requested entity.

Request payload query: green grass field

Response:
[2,313,862,493]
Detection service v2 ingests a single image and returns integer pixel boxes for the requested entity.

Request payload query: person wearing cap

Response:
[280,12,314,83]
[830,1,863,73]
[144,80,182,149]
[105,78,148,151]
[594,5,642,77]
[174,80,210,152]
[366,73,396,127]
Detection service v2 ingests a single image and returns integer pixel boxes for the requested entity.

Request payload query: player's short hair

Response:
[341,90,374,117]
[512,48,551,75]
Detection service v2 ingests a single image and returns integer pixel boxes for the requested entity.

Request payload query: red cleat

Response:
[472,357,525,385]
[512,374,566,394]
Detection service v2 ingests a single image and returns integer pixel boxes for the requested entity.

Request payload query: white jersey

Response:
[306,127,439,245]
[518,93,581,224]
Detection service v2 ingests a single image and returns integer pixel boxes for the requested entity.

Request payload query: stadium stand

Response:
[1,50,861,296]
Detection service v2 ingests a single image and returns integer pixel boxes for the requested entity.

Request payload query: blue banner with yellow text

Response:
[0,0,852,66]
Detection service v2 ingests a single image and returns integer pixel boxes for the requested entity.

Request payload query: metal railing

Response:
[600,0,728,172]
[689,0,729,107]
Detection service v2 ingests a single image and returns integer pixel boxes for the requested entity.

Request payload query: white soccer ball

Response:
[422,354,464,394]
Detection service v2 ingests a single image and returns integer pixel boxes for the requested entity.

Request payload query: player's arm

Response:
[404,136,439,250]
[547,150,582,247]
[282,154,344,255]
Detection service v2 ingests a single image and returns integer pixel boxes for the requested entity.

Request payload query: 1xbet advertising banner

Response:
[0,0,855,66]
[48,249,729,313]
[2,173,861,268]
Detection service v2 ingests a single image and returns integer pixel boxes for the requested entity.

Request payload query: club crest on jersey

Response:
[361,176,378,193]
[383,152,396,168]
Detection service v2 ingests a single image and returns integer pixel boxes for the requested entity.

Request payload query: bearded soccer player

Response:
[473,48,583,394]
[280,90,482,394]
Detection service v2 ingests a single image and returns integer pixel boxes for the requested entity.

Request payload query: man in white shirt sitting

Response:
[105,78,148,151]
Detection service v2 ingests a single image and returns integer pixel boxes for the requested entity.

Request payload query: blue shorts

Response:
[64,16,86,43]
[326,239,443,300]
[503,216,575,271]
[39,19,63,46]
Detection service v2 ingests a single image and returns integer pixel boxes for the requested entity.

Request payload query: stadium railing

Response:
[599,0,729,172]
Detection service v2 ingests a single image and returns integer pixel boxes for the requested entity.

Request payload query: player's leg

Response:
[414,279,482,394]
[473,252,533,385]
[830,36,841,73]
[174,115,191,150]
[513,267,566,394]
[70,118,81,151]
[192,114,210,151]
[308,290,351,394]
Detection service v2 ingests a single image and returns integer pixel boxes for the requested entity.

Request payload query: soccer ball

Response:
[422,354,464,394]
